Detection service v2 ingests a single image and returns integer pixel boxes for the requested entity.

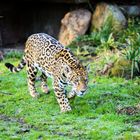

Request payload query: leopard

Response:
[5,33,88,112]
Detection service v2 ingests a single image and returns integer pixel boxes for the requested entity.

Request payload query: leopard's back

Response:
[25,33,63,60]
[24,33,66,73]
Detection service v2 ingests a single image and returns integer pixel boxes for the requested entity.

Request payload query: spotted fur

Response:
[5,33,88,112]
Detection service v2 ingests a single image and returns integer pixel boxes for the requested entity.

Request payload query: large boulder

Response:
[58,9,91,46]
[120,5,140,16]
[91,3,127,31]
[0,50,4,61]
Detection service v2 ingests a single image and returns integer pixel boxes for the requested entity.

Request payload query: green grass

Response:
[0,58,140,140]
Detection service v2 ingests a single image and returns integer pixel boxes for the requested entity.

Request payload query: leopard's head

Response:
[70,63,89,97]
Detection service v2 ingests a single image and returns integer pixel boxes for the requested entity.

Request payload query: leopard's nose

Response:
[81,89,86,93]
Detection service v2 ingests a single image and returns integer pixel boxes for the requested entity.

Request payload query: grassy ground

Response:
[0,58,140,140]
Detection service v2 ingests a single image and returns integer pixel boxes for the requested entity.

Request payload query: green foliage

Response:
[117,18,140,43]
[5,50,23,59]
[96,33,117,53]
[0,58,140,139]
[120,19,140,79]
[68,17,140,56]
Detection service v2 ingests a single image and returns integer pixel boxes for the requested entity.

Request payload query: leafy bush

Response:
[5,50,23,59]
[68,17,140,54]
[96,33,117,53]
[122,33,140,79]
[117,18,140,78]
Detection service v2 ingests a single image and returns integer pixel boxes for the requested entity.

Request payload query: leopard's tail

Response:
[5,56,26,73]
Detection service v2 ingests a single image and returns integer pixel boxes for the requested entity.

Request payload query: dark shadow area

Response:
[0,0,139,48]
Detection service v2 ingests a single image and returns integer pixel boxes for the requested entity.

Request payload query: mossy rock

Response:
[110,58,131,78]
[91,3,126,32]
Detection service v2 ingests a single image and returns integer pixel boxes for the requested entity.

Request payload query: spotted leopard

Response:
[5,33,88,112]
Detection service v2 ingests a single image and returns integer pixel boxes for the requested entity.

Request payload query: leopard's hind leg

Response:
[40,73,50,94]
[27,63,39,98]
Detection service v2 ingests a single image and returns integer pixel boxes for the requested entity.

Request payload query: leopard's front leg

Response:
[53,79,71,112]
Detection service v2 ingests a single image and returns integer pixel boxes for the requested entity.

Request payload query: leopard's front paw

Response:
[30,92,40,98]
[61,106,72,113]
[42,85,50,94]
[67,91,76,99]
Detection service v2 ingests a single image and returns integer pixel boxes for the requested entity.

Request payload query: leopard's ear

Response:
[85,64,90,73]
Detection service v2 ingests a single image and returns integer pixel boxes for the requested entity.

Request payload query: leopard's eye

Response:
[74,78,80,84]
[84,78,88,83]
[75,79,79,83]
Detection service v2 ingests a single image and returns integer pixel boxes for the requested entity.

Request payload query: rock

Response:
[58,9,91,46]
[91,3,127,32]
[0,50,4,61]
[120,5,140,16]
